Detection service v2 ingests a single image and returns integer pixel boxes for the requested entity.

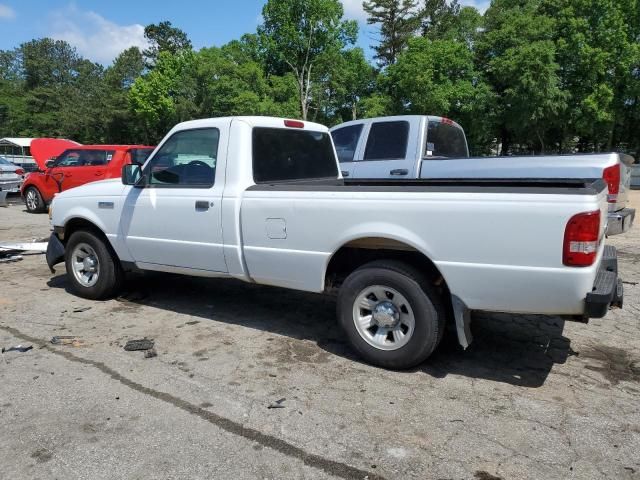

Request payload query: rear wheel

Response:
[24,187,46,213]
[65,230,123,300]
[337,260,445,369]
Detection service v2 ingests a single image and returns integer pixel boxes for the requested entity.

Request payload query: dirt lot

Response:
[1,192,639,480]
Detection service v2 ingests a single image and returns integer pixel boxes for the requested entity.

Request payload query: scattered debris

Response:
[144,348,158,359]
[72,307,92,313]
[267,398,286,409]
[623,280,638,286]
[185,320,200,326]
[124,338,154,351]
[2,344,33,353]
[0,255,23,264]
[0,241,48,255]
[51,336,84,347]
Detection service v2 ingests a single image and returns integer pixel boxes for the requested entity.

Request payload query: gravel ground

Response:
[0,191,639,480]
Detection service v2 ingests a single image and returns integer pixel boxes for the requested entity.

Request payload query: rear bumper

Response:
[607,208,635,235]
[0,180,21,192]
[584,246,623,318]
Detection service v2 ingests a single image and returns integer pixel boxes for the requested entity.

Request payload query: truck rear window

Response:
[252,128,338,183]
[425,120,468,158]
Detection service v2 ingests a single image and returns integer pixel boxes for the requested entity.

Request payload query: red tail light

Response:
[284,119,304,128]
[563,211,601,267]
[602,164,620,203]
[15,168,24,175]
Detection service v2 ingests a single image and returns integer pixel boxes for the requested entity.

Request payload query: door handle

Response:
[95,171,104,176]
[341,170,350,177]
[390,169,408,176]
[195,200,211,211]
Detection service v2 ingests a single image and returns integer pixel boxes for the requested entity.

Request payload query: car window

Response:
[363,121,409,161]
[146,128,218,187]
[425,120,468,158]
[252,127,338,183]
[331,124,363,163]
[55,150,115,167]
[0,156,13,166]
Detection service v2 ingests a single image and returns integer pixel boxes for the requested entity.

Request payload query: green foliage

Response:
[0,6,637,158]
[364,0,421,67]
[258,0,357,119]
[143,21,193,67]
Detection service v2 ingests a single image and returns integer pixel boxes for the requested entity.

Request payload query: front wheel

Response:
[337,260,445,369]
[65,230,123,300]
[24,187,46,213]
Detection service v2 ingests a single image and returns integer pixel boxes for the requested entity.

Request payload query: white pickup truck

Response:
[46,116,624,369]
[331,116,636,235]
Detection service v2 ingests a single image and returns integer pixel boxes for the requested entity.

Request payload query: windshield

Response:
[0,156,13,166]
[424,120,468,158]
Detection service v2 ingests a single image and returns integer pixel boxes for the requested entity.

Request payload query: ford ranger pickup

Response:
[46,116,624,369]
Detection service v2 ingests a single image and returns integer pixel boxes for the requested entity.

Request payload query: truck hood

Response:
[30,138,81,170]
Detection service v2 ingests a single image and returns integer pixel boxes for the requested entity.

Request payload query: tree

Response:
[143,21,192,67]
[258,0,357,120]
[420,0,459,38]
[388,36,493,153]
[103,47,146,143]
[540,0,639,153]
[477,0,565,154]
[129,51,197,142]
[363,0,420,67]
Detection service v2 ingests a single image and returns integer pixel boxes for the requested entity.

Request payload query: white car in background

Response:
[0,156,24,193]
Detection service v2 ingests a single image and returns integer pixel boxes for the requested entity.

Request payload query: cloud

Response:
[458,0,491,13]
[49,5,149,64]
[341,0,368,22]
[0,4,16,20]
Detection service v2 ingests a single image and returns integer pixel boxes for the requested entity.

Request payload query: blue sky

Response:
[0,0,490,64]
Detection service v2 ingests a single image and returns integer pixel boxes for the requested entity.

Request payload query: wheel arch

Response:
[324,236,451,299]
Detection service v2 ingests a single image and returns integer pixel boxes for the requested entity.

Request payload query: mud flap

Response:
[46,233,65,273]
[452,295,473,349]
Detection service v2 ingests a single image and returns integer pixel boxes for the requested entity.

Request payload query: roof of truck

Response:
[329,115,464,131]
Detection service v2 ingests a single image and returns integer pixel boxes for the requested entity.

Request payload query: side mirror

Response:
[45,158,56,168]
[122,163,143,186]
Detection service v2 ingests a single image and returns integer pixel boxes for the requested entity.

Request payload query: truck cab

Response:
[332,115,468,179]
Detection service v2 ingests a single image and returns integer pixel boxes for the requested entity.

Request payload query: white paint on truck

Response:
[331,115,635,235]
[47,116,623,369]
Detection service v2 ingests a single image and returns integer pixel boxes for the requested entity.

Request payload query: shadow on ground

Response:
[48,271,575,388]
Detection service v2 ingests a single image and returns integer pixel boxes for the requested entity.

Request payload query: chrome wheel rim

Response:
[352,285,415,351]
[70,243,100,287]
[26,189,38,210]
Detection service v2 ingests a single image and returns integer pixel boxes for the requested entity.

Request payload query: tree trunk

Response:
[500,127,510,156]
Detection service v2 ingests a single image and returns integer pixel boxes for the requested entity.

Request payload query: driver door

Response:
[120,126,228,273]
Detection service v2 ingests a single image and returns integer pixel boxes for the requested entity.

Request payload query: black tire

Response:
[24,186,46,213]
[337,259,446,370]
[65,229,124,300]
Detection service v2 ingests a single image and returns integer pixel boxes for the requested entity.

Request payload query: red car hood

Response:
[30,138,82,170]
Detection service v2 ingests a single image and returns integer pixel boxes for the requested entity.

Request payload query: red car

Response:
[22,140,154,213]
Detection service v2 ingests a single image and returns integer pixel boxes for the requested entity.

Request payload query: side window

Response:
[331,124,363,163]
[145,129,218,187]
[55,151,82,167]
[363,121,410,161]
[81,150,115,166]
